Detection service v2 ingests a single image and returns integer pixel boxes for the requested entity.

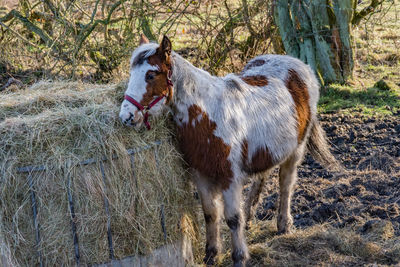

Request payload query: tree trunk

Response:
[274,0,354,84]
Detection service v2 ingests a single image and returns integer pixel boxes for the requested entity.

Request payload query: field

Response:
[1,0,400,266]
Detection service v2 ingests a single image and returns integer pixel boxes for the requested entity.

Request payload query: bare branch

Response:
[0,21,40,48]
[0,78,23,91]
[352,0,385,25]
[0,9,53,45]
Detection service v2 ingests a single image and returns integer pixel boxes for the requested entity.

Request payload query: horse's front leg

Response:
[193,174,222,266]
[223,180,249,267]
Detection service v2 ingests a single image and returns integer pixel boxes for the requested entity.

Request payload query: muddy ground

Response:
[257,111,400,231]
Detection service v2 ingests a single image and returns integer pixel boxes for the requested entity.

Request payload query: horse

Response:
[119,35,339,266]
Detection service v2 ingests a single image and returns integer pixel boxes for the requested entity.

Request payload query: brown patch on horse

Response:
[177,105,233,189]
[140,45,173,106]
[241,140,274,174]
[285,69,310,143]
[147,49,171,71]
[243,59,265,71]
[140,69,171,106]
[241,75,269,87]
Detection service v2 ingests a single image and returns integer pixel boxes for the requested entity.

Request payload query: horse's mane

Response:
[130,43,159,67]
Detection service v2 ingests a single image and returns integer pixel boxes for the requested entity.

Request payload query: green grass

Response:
[318,84,400,116]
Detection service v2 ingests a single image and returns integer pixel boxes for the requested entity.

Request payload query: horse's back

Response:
[241,54,320,117]
[217,54,321,170]
[243,54,317,84]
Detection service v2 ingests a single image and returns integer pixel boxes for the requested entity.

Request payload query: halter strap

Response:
[124,94,166,130]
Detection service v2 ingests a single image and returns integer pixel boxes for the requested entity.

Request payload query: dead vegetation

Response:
[214,220,400,266]
[0,0,274,83]
[236,221,400,266]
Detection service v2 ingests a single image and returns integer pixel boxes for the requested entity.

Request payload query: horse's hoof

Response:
[204,256,216,266]
[232,248,249,267]
[277,229,291,235]
[204,258,215,266]
[204,246,218,266]
[277,225,294,235]
[277,215,294,235]
[233,260,245,267]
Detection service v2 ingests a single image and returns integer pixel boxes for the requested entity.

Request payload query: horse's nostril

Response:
[120,112,135,126]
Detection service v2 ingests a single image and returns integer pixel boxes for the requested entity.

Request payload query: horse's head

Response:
[119,35,173,129]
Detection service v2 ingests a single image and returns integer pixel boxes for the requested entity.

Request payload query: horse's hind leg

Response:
[193,174,222,266]
[277,143,306,234]
[244,175,266,226]
[243,169,272,226]
[223,180,249,267]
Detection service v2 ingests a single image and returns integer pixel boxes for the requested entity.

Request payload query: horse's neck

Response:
[170,53,223,115]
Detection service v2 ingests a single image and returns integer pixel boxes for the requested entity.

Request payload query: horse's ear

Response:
[139,34,149,45]
[160,35,172,56]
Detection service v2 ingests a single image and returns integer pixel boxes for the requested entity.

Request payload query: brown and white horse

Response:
[119,35,338,266]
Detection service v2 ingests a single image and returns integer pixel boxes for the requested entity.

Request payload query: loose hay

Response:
[220,220,400,266]
[0,81,199,266]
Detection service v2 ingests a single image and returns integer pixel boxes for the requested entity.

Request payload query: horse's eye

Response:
[146,72,155,81]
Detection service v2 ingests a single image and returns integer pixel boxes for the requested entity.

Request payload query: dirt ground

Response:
[258,111,400,232]
[238,111,400,266]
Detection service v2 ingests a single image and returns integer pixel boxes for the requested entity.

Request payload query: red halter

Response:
[124,94,165,130]
[124,70,173,130]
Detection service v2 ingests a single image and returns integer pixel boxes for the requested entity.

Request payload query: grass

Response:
[318,83,400,116]
[317,0,400,116]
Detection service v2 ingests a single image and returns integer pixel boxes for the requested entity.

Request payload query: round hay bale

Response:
[0,81,199,266]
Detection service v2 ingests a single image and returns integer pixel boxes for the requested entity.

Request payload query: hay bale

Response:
[0,81,199,266]
[1,214,16,267]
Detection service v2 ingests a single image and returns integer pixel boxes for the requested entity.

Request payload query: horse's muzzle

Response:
[120,111,143,129]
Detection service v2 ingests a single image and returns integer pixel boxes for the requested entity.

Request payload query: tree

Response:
[274,0,384,84]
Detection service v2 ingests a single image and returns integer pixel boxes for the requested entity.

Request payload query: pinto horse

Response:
[119,35,338,266]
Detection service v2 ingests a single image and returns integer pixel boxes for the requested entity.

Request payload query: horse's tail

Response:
[307,118,341,172]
